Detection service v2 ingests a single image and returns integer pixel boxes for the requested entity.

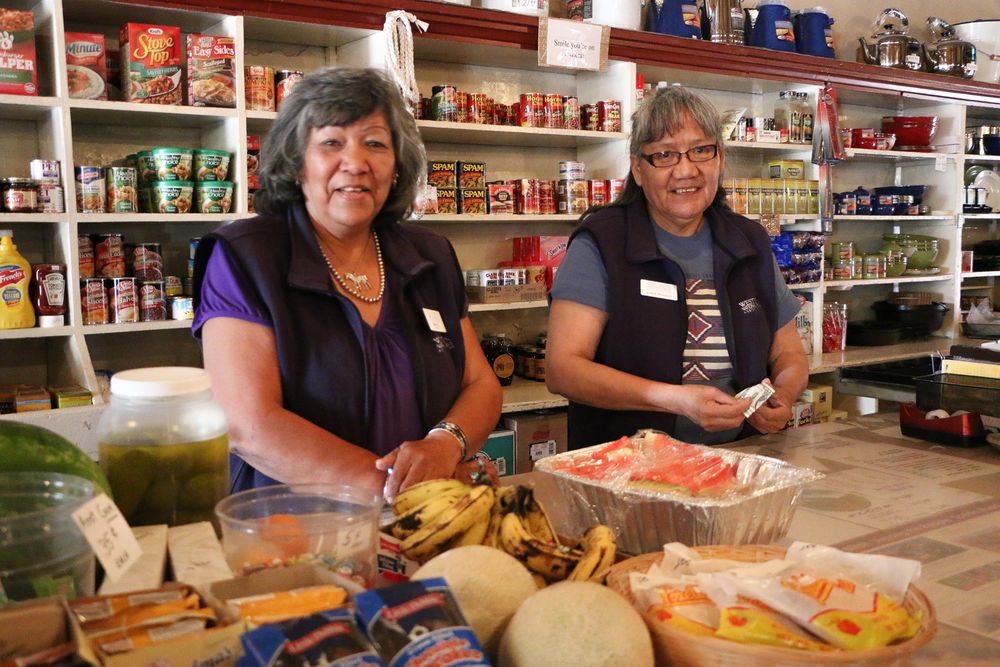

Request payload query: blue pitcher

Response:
[794,7,835,58]
[747,0,796,52]
[646,0,703,40]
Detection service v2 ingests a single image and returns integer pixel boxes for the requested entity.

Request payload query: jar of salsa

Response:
[2,178,39,213]
[31,264,66,327]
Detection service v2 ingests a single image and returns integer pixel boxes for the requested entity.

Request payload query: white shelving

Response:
[468,300,549,313]
[81,321,193,335]
[501,377,567,414]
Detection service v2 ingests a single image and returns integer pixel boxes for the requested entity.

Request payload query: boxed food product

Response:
[794,293,813,355]
[65,32,107,100]
[502,409,567,474]
[0,8,37,96]
[487,182,515,213]
[187,34,236,107]
[119,23,182,105]
[0,597,86,666]
[534,431,823,554]
[799,383,832,420]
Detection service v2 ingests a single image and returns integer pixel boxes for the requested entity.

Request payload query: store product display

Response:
[0,8,37,95]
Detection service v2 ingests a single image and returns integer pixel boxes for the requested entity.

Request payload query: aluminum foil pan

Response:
[534,439,823,555]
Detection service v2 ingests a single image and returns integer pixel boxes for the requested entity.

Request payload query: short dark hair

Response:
[591,85,728,215]
[254,67,426,226]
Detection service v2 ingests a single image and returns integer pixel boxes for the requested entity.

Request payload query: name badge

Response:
[640,279,678,301]
[423,308,447,333]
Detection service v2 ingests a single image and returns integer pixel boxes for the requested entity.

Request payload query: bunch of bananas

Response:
[388,479,616,584]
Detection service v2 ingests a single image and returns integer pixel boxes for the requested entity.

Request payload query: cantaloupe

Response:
[497,580,654,667]
[413,545,537,657]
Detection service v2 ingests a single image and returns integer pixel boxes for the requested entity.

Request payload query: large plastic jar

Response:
[98,367,229,527]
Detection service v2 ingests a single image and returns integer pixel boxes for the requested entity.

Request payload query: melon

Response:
[413,545,537,656]
[0,420,113,498]
[497,580,654,667]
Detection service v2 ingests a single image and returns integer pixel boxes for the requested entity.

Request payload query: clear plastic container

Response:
[215,483,381,587]
[98,367,229,527]
[0,472,96,601]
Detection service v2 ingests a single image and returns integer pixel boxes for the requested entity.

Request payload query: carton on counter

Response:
[502,409,568,474]
[119,23,182,105]
[0,597,91,666]
[0,9,38,96]
[65,32,107,100]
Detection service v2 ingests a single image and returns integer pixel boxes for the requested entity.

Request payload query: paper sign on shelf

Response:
[538,18,609,71]
[72,493,142,582]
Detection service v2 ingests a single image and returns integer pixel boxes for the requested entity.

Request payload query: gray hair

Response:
[254,66,426,226]
[596,85,728,213]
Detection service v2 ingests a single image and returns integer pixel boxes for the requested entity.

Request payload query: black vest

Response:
[192,205,467,487]
[566,199,778,449]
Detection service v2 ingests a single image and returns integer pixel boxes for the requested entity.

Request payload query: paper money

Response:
[735,381,776,418]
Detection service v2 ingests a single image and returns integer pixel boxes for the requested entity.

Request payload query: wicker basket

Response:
[605,546,937,667]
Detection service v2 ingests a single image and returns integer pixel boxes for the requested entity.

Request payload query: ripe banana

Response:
[568,524,616,582]
[388,487,466,540]
[392,478,469,515]
[482,486,516,548]
[401,485,495,563]
[520,487,559,544]
[499,512,581,580]
[452,513,490,547]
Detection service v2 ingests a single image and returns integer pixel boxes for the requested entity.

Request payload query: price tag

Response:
[72,494,142,582]
[935,154,946,172]
[538,18,609,71]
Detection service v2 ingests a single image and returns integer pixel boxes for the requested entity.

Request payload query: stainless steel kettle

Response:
[702,0,745,45]
[858,8,924,71]
[924,17,977,78]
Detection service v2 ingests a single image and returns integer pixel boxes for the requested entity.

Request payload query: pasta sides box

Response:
[119,23,181,105]
[187,33,236,107]
[0,8,38,96]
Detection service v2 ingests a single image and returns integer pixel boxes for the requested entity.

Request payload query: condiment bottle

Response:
[31,264,66,327]
[491,334,515,387]
[97,367,229,527]
[0,230,35,329]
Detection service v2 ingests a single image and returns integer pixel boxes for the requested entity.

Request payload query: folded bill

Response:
[735,381,776,418]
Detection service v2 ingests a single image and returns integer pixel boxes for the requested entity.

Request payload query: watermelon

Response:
[0,420,113,498]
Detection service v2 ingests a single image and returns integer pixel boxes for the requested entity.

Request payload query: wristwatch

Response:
[430,420,468,461]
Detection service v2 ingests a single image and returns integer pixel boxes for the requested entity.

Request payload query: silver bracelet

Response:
[430,421,468,461]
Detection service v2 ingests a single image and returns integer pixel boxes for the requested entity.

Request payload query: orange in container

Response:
[262,513,310,558]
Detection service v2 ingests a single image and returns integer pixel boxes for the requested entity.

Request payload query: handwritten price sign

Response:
[72,494,142,582]
[538,18,609,71]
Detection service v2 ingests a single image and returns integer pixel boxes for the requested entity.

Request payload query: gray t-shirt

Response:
[550,219,800,444]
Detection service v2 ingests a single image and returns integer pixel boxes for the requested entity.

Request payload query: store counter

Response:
[513,413,1000,664]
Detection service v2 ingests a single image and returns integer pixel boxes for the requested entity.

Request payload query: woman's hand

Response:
[673,384,751,432]
[375,431,464,501]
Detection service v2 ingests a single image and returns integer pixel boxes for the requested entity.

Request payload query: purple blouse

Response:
[194,242,424,457]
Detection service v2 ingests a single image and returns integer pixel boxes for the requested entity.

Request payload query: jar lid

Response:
[3,177,35,186]
[110,367,211,398]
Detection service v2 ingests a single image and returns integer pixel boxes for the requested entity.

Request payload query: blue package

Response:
[240,607,385,667]
[771,232,794,268]
[354,578,491,667]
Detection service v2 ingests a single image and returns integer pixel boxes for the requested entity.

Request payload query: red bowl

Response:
[882,115,938,126]
[881,124,937,146]
[853,137,877,149]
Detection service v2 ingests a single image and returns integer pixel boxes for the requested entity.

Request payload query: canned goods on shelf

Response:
[138,281,167,321]
[93,233,125,278]
[245,65,275,111]
[164,275,183,297]
[563,96,580,130]
[596,100,622,133]
[543,93,563,129]
[81,278,108,325]
[106,167,138,213]
[29,159,60,182]
[75,166,106,213]
[108,277,138,324]
[38,182,64,213]
[431,84,457,122]
[78,235,95,278]
[129,243,163,281]
[274,69,303,110]
[2,178,39,213]
[170,296,194,320]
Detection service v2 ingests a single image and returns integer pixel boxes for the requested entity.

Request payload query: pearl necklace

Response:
[317,232,385,304]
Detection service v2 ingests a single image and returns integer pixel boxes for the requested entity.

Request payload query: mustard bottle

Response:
[0,229,36,329]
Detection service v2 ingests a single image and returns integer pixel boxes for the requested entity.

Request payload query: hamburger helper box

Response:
[0,9,38,95]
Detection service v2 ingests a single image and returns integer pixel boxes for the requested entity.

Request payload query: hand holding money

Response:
[735,380,776,418]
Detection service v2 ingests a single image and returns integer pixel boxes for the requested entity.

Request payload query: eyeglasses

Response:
[639,144,719,168]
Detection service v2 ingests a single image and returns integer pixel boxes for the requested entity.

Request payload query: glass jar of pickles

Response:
[97,367,229,527]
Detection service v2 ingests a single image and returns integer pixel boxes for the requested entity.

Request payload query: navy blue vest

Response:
[566,199,778,449]
[192,205,467,490]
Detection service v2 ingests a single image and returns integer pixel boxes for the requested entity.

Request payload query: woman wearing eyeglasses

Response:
[547,86,808,449]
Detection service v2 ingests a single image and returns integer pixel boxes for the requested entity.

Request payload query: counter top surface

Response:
[516,412,1000,664]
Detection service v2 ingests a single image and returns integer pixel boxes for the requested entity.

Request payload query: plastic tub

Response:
[195,181,234,213]
[215,483,382,586]
[150,147,194,181]
[193,149,232,182]
[0,472,96,601]
[149,180,194,214]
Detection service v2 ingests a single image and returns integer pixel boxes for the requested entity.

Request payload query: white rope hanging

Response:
[383,11,428,109]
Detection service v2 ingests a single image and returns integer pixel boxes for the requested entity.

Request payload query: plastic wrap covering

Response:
[533,432,823,554]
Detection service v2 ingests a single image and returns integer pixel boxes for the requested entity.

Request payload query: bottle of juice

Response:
[0,230,36,329]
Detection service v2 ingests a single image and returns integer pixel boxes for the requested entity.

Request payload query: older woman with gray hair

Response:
[546,85,808,449]
[192,67,501,497]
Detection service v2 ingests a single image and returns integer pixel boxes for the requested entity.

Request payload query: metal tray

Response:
[961,321,1000,339]
[534,441,823,555]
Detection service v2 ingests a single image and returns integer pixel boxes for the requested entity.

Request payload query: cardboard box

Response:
[0,597,90,665]
[65,32,107,100]
[98,524,168,595]
[794,293,813,356]
[466,282,546,305]
[186,34,236,107]
[167,521,233,589]
[0,9,38,96]
[119,23,182,105]
[502,409,568,474]
[377,531,417,583]
[482,428,515,477]
[800,383,832,419]
[785,400,814,429]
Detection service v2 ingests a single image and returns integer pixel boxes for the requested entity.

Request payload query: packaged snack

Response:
[355,578,489,667]
[187,34,236,107]
[241,608,385,667]
[65,32,107,100]
[119,24,182,105]
[227,584,349,625]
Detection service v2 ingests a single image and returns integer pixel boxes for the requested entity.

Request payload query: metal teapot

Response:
[858,8,924,71]
[924,17,977,78]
